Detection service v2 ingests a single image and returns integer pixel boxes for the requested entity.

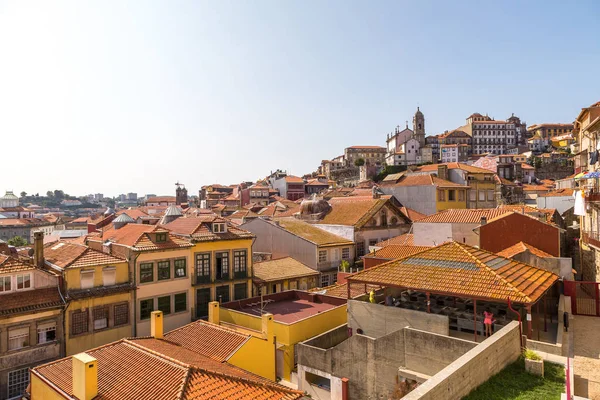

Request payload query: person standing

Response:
[483,308,494,337]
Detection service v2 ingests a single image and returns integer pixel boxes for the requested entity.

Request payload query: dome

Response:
[164,205,183,217]
[113,213,135,223]
[300,195,331,217]
[1,191,18,200]
[104,207,115,216]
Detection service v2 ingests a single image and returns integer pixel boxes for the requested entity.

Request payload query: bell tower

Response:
[413,107,425,147]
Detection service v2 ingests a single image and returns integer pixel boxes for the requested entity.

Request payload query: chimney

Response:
[208,301,220,325]
[33,231,44,268]
[150,311,163,339]
[480,216,487,225]
[261,312,275,343]
[72,353,98,400]
[0,240,9,255]
[437,164,448,181]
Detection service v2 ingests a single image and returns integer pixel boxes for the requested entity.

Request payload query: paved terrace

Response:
[222,290,346,324]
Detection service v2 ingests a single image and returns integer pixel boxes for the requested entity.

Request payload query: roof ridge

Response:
[348,244,437,280]
[165,319,250,339]
[123,339,191,370]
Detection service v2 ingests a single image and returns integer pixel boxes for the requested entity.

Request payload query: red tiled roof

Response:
[310,282,381,299]
[416,209,511,224]
[44,241,125,269]
[417,162,495,174]
[347,145,386,150]
[117,209,149,219]
[164,320,251,361]
[392,174,468,188]
[0,286,63,316]
[521,163,535,170]
[284,175,304,183]
[348,242,559,304]
[318,196,409,228]
[146,196,176,203]
[0,254,36,273]
[363,245,432,260]
[400,207,427,222]
[497,242,553,259]
[88,224,193,251]
[539,188,574,197]
[162,217,255,242]
[375,233,415,247]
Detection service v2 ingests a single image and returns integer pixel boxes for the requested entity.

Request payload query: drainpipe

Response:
[507,297,524,349]
[341,377,349,400]
[131,252,140,336]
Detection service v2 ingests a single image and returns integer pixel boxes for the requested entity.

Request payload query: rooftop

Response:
[162,216,255,242]
[253,257,319,283]
[417,209,512,224]
[87,224,193,251]
[400,207,427,222]
[347,241,558,304]
[275,218,354,247]
[222,290,346,324]
[390,174,469,188]
[44,241,126,269]
[416,162,495,174]
[146,196,176,203]
[496,241,554,259]
[318,195,408,228]
[363,245,432,260]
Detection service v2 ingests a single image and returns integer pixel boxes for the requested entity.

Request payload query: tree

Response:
[354,158,365,167]
[46,191,54,198]
[20,191,27,198]
[53,190,65,200]
[8,236,27,247]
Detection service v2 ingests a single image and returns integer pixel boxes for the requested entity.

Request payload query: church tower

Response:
[413,107,425,147]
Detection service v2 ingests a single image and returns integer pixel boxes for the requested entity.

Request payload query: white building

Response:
[385,108,428,166]
[0,191,19,208]
[467,113,525,155]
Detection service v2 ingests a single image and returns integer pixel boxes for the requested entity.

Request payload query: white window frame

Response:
[7,367,30,399]
[318,250,327,263]
[37,321,57,344]
[80,270,95,289]
[342,248,350,260]
[212,223,227,233]
[0,275,11,292]
[320,274,330,288]
[8,326,29,351]
[16,274,30,290]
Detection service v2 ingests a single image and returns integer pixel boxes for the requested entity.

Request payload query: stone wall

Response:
[535,164,574,181]
[347,300,449,338]
[403,321,522,400]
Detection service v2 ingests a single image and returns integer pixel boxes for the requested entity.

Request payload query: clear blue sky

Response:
[1,1,599,197]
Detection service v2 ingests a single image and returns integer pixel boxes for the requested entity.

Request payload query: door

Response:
[196,288,211,319]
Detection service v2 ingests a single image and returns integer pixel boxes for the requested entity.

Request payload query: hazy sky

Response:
[1,1,599,197]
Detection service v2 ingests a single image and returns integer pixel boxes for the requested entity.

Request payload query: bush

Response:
[523,348,542,361]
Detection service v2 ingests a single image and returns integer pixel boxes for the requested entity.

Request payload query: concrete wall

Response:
[413,222,454,247]
[316,224,354,242]
[380,185,437,216]
[537,195,575,215]
[451,223,481,247]
[403,321,522,400]
[512,251,574,280]
[242,218,318,269]
[347,300,449,337]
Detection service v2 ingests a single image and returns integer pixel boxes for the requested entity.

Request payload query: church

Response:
[385,108,433,166]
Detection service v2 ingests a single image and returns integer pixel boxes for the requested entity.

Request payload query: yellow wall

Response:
[66,292,133,355]
[65,261,129,290]
[436,188,468,211]
[228,336,276,381]
[219,304,347,380]
[30,374,64,400]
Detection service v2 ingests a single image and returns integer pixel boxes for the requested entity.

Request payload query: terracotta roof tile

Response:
[346,145,386,149]
[117,209,149,219]
[163,217,255,242]
[417,209,512,224]
[310,282,381,299]
[146,196,176,203]
[416,162,496,174]
[0,286,63,316]
[88,224,193,251]
[400,207,427,222]
[496,242,554,259]
[284,175,304,183]
[0,254,36,273]
[392,174,469,188]
[375,233,415,247]
[364,245,431,260]
[539,188,574,197]
[318,196,409,228]
[347,242,558,304]
[165,320,251,362]
[44,241,125,269]
[253,257,319,283]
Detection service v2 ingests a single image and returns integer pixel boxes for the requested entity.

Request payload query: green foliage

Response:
[46,191,54,198]
[354,158,365,167]
[8,236,28,247]
[463,358,564,400]
[19,191,27,198]
[535,158,542,169]
[523,348,542,361]
[373,165,408,182]
[340,260,350,272]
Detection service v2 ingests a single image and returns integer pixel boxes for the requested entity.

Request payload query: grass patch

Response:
[462,357,565,400]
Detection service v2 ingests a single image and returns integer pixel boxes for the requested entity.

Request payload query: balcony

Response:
[583,231,600,249]
[233,271,247,280]
[194,275,211,285]
[587,193,600,203]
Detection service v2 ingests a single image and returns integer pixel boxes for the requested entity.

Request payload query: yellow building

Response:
[252,256,319,295]
[29,311,303,399]
[161,216,255,319]
[217,290,348,381]
[43,240,133,356]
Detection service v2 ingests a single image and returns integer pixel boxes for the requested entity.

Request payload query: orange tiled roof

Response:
[0,286,63,316]
[400,207,427,222]
[146,196,176,203]
[346,145,386,150]
[275,218,354,247]
[0,254,36,273]
[310,282,381,299]
[318,195,409,228]
[417,162,495,174]
[164,320,251,362]
[284,175,304,183]
[117,209,149,219]
[417,209,512,224]
[375,233,415,247]
[32,338,303,400]
[363,245,432,260]
[392,174,469,188]
[162,216,254,242]
[253,257,319,283]
[88,224,193,251]
[44,241,125,269]
[539,188,574,197]
[497,242,553,259]
[347,242,558,304]
[521,163,535,170]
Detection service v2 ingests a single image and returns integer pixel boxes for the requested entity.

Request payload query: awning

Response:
[575,171,588,180]
[583,171,600,179]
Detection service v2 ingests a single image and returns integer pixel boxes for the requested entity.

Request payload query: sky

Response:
[1,1,599,197]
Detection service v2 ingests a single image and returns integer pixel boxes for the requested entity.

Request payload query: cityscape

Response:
[1,2,600,400]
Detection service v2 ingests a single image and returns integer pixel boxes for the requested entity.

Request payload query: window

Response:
[216,285,230,303]
[320,274,330,288]
[381,210,387,226]
[0,276,11,292]
[233,250,247,277]
[103,267,116,286]
[212,223,227,233]
[71,310,89,335]
[93,306,109,330]
[158,295,171,315]
[140,263,154,283]
[16,274,30,290]
[234,283,247,300]
[37,321,56,344]
[318,250,327,263]
[459,190,465,201]
[357,242,365,257]
[157,261,171,280]
[140,299,154,320]
[174,293,187,313]
[156,232,167,242]
[195,253,211,283]
[448,190,456,201]
[438,190,445,201]
[478,190,485,201]
[8,327,29,350]
[8,368,29,399]
[114,303,129,326]
[369,239,377,247]
[216,252,229,280]
[487,190,495,201]
[342,248,350,260]
[174,259,186,278]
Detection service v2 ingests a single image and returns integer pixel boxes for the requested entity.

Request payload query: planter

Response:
[525,358,544,377]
